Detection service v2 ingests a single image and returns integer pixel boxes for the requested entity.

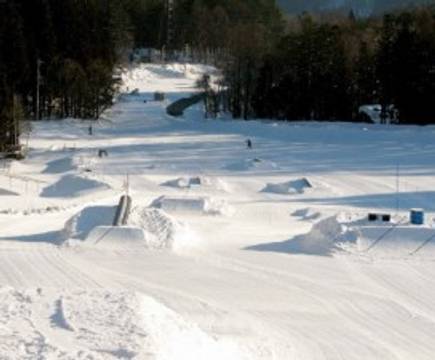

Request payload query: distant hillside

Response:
[277,0,435,16]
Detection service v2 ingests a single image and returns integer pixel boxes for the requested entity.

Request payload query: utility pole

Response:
[36,58,43,120]
[396,164,400,215]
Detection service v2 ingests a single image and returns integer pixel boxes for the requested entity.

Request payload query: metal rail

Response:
[409,232,435,256]
[364,217,406,252]
[113,195,132,226]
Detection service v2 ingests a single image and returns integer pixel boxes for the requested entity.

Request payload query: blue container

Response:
[410,209,424,225]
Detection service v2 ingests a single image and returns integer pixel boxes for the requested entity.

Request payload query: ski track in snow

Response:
[0,63,434,359]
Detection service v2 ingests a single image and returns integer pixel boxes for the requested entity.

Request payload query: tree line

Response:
[163,1,435,125]
[2,0,435,154]
[219,5,435,124]
[0,0,166,151]
[0,0,284,152]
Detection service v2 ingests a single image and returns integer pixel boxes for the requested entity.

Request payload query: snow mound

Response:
[276,215,435,257]
[225,158,279,172]
[292,208,322,221]
[290,216,358,255]
[246,216,357,255]
[0,288,240,359]
[42,157,75,174]
[151,196,232,216]
[287,215,435,258]
[64,205,198,251]
[162,176,228,191]
[41,175,110,198]
[63,205,116,240]
[262,178,312,195]
[129,207,198,250]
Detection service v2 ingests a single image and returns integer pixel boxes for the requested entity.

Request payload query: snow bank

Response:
[162,176,228,191]
[41,175,110,198]
[129,207,198,250]
[262,178,312,195]
[0,288,240,359]
[151,196,232,216]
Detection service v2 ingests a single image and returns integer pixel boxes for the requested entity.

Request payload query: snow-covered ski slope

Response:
[0,63,435,359]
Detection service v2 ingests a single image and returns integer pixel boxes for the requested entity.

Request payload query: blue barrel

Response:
[410,209,424,225]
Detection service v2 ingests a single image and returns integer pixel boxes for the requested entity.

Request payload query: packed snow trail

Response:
[0,63,435,359]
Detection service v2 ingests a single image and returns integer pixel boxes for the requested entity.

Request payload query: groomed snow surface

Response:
[1,63,435,359]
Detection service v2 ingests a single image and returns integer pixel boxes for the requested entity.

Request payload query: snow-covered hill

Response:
[0,63,435,359]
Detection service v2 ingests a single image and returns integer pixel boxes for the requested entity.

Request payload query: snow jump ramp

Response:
[85,226,147,250]
[84,195,146,249]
